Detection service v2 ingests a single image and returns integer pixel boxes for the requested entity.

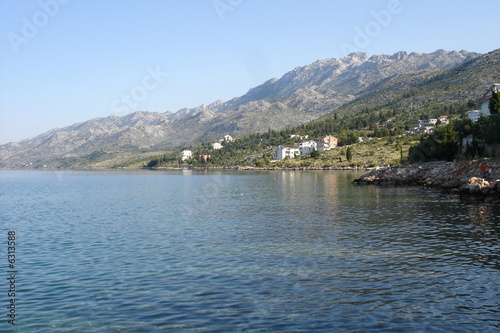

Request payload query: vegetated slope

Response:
[0,49,483,168]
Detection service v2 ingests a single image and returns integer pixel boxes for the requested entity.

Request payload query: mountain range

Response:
[1,48,499,169]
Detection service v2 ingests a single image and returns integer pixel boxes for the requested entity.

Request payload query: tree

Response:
[146,158,159,168]
[489,87,500,114]
[395,142,403,163]
[409,123,459,163]
[473,113,500,144]
[346,147,353,162]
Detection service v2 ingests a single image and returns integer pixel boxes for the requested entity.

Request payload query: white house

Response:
[212,142,223,150]
[299,140,317,155]
[274,145,300,160]
[415,119,438,127]
[223,135,234,142]
[474,84,499,115]
[290,134,309,140]
[179,150,192,161]
[428,119,438,126]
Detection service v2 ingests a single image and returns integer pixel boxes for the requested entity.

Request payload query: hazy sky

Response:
[0,0,498,144]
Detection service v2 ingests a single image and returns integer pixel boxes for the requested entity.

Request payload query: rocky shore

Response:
[353,161,500,202]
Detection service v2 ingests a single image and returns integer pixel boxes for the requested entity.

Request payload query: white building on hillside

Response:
[274,145,300,160]
[212,142,223,150]
[179,150,192,161]
[290,134,309,140]
[409,118,441,134]
[416,119,438,127]
[299,140,317,155]
[474,84,499,115]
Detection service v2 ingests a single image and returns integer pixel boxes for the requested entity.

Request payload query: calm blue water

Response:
[1,170,499,332]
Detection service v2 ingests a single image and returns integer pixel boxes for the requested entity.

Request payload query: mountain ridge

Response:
[0,49,488,168]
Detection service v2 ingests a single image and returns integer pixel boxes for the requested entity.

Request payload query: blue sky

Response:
[0,0,498,144]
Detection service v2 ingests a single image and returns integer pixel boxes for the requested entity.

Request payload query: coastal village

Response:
[177,84,499,165]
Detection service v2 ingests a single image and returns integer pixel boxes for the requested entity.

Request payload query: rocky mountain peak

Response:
[390,51,407,60]
[207,99,225,110]
[344,51,369,63]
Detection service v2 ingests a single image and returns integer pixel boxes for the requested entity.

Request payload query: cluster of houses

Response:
[211,135,233,150]
[404,84,500,135]
[273,135,338,160]
[179,135,234,161]
[405,115,450,135]
[180,135,340,162]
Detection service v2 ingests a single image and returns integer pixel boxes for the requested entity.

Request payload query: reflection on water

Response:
[468,204,498,238]
[0,170,499,332]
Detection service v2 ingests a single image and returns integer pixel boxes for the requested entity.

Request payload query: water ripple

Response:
[1,170,499,331]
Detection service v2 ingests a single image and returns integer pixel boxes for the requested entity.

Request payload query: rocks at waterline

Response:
[353,161,500,201]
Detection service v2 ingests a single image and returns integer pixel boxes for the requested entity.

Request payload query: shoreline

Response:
[0,165,373,171]
[353,160,500,202]
[144,165,374,171]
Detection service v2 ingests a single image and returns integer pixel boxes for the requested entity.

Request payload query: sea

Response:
[0,169,499,332]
